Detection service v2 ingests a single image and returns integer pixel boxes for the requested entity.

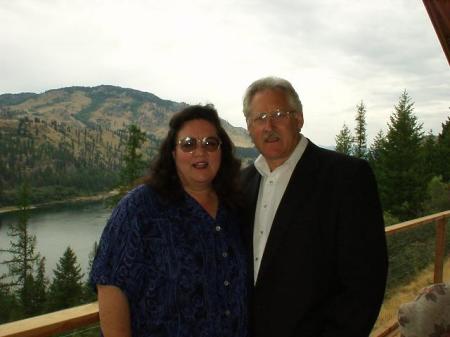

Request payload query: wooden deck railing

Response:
[0,210,449,337]
[0,303,98,337]
[370,210,450,337]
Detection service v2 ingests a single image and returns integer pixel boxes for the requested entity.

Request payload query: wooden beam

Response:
[0,303,99,337]
[385,210,450,235]
[423,0,450,66]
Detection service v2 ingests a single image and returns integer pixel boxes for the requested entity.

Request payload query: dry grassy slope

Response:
[0,85,253,148]
[372,257,450,333]
[0,117,131,169]
[12,90,89,125]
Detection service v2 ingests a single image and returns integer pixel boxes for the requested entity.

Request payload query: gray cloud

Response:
[0,0,448,145]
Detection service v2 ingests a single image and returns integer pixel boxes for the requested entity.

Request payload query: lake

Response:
[0,201,112,281]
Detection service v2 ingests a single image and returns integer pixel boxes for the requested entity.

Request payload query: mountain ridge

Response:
[0,85,258,206]
[0,85,252,147]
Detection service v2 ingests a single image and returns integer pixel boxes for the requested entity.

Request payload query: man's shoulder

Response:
[241,163,257,180]
[305,141,371,175]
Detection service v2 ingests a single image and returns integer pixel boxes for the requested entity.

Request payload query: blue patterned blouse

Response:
[90,185,248,337]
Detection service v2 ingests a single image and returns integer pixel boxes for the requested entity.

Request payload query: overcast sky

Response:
[1,0,449,146]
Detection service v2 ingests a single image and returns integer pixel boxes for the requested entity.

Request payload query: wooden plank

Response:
[0,302,99,337]
[434,217,447,283]
[385,210,450,235]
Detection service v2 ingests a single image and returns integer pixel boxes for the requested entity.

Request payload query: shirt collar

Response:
[254,134,308,177]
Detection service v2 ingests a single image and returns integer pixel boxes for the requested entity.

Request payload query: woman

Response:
[90,105,248,337]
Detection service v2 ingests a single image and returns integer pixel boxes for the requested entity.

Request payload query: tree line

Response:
[334,91,450,295]
[0,117,160,207]
[0,184,97,325]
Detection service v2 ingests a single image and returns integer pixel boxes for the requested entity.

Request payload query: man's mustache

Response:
[263,131,281,142]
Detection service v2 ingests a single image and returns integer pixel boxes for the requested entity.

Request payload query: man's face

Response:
[247,89,303,171]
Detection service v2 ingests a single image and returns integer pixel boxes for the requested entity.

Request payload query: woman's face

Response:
[173,119,222,192]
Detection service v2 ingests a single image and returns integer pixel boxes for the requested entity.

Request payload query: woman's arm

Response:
[97,285,132,337]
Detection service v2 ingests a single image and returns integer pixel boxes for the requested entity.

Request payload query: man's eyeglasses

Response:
[176,136,222,153]
[248,110,298,126]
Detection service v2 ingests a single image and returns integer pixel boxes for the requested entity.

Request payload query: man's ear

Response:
[297,113,304,131]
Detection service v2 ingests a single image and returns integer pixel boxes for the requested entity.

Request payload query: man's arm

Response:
[323,160,388,337]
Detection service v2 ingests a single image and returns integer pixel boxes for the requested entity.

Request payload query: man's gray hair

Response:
[242,76,303,119]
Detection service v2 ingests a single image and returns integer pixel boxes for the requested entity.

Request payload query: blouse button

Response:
[225,310,231,316]
[222,251,228,258]
[215,225,221,232]
[224,280,230,287]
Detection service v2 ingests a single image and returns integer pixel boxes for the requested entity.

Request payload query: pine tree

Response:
[31,257,48,314]
[368,130,385,165]
[0,183,42,317]
[423,176,450,214]
[83,241,98,302]
[436,115,450,182]
[120,124,147,186]
[110,124,147,206]
[376,91,426,220]
[368,130,386,193]
[0,285,18,323]
[421,130,438,183]
[353,101,367,159]
[335,124,353,155]
[48,247,84,311]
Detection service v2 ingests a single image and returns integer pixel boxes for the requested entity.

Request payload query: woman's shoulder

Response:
[118,184,161,208]
[106,185,166,232]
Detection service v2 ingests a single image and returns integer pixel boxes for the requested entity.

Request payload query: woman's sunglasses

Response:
[176,136,222,153]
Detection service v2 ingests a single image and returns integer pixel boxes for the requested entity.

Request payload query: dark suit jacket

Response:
[241,141,388,337]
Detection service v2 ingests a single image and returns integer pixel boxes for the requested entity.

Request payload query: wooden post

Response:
[434,218,447,283]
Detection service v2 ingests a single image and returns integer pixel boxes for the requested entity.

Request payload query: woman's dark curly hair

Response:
[145,104,242,209]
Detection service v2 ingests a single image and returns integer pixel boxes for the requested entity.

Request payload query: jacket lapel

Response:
[241,165,261,285]
[246,166,261,231]
[255,141,320,286]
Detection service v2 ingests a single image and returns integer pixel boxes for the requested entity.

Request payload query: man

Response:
[241,77,388,337]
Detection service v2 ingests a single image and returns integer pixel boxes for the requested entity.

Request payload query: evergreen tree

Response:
[31,257,48,314]
[421,131,438,183]
[353,101,367,159]
[368,130,385,166]
[423,176,450,214]
[436,115,450,182]
[120,124,147,186]
[0,285,18,323]
[0,183,42,317]
[369,130,387,196]
[335,123,353,155]
[48,247,84,311]
[376,91,426,220]
[110,124,147,206]
[83,241,98,302]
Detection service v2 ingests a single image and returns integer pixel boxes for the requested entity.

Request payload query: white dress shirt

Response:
[253,135,308,282]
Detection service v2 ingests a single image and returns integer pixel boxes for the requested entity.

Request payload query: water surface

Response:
[0,202,111,280]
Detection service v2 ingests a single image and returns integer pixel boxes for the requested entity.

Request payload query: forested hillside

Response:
[0,86,256,206]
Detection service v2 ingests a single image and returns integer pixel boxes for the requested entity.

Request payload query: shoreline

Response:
[0,190,118,215]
